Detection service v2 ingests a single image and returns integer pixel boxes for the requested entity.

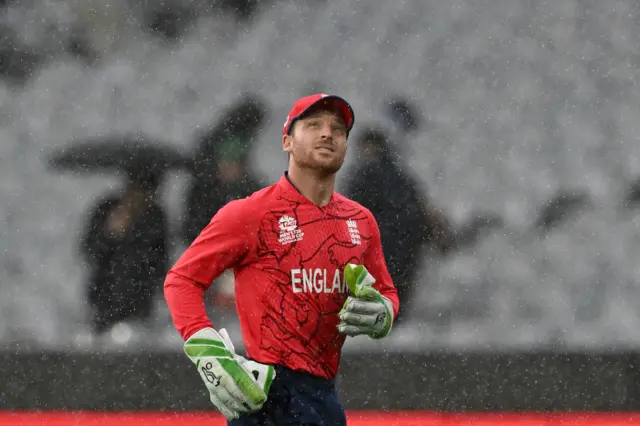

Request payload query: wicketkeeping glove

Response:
[184,328,275,420]
[337,264,394,339]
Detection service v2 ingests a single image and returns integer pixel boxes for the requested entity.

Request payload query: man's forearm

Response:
[164,271,213,340]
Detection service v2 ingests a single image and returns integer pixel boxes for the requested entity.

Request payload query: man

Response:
[164,94,399,425]
[82,170,168,334]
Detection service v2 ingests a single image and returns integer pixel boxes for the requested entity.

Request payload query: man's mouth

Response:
[315,146,335,152]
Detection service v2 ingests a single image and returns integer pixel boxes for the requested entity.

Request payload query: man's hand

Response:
[337,264,393,339]
[184,328,275,420]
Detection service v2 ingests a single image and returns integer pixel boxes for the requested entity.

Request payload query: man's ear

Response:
[282,134,293,154]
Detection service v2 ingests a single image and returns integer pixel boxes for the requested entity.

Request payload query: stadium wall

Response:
[2,352,640,411]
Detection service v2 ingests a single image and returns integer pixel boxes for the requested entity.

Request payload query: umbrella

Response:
[534,190,591,232]
[48,135,193,179]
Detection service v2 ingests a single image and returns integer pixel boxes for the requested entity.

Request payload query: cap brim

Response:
[289,95,355,135]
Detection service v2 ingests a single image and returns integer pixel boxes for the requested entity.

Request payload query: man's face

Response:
[283,105,348,176]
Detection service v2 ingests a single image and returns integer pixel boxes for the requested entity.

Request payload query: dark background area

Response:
[3,351,640,411]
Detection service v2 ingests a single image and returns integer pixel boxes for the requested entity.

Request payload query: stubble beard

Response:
[295,152,344,178]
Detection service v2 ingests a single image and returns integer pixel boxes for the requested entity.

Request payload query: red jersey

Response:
[164,173,399,379]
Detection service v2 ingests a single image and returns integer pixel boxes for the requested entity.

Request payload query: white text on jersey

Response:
[290,268,347,294]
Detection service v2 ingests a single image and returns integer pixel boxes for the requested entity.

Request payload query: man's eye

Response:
[308,121,321,128]
[333,124,347,133]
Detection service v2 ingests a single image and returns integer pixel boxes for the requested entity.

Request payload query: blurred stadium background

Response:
[2,0,640,422]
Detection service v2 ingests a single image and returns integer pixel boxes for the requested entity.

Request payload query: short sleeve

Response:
[168,199,256,289]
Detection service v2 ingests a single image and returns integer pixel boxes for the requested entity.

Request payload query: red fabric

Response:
[164,174,399,379]
[282,93,355,135]
[6,411,640,426]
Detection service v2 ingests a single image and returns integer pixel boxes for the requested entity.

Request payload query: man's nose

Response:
[319,122,333,138]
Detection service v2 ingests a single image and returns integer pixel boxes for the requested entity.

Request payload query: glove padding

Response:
[338,264,393,339]
[184,328,275,420]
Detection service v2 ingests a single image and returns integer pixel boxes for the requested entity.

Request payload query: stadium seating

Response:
[1,0,640,351]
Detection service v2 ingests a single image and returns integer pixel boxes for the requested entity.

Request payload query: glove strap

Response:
[184,328,234,361]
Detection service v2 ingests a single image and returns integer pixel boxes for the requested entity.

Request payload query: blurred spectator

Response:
[146,4,194,42]
[183,94,266,245]
[0,28,41,85]
[81,170,168,334]
[216,136,263,203]
[218,0,261,21]
[344,127,454,324]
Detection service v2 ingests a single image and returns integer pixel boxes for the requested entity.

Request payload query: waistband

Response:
[271,364,336,391]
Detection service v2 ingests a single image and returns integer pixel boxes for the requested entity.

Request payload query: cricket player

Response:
[164,93,400,425]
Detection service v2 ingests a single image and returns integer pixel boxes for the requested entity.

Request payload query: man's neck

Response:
[286,167,335,207]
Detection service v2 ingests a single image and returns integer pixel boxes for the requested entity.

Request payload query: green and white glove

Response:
[337,264,394,339]
[184,328,275,420]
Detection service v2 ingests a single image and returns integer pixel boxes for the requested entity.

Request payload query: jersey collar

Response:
[278,171,336,208]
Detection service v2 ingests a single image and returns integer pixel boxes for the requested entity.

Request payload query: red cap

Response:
[282,94,355,136]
